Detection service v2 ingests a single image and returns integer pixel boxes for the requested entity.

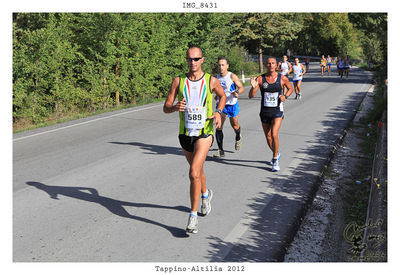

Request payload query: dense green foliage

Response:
[13,12,387,128]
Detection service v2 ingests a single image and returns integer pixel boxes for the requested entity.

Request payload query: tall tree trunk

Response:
[115,59,120,107]
[258,43,263,73]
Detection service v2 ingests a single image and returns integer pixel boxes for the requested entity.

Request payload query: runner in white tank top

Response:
[278,55,292,96]
[214,56,245,158]
[292,57,306,99]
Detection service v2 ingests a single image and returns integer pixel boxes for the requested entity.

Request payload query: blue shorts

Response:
[218,102,240,118]
[293,79,302,83]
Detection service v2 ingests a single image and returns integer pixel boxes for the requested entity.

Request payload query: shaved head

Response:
[186,46,203,57]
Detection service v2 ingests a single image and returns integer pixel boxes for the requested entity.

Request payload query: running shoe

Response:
[298,93,302,99]
[213,150,225,158]
[272,159,280,172]
[235,134,242,151]
[271,152,281,163]
[201,189,213,216]
[295,94,298,99]
[186,215,198,234]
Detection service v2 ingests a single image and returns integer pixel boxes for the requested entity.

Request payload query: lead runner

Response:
[163,46,226,234]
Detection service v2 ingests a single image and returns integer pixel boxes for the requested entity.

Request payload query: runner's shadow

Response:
[207,157,269,171]
[26,181,189,238]
[109,141,183,156]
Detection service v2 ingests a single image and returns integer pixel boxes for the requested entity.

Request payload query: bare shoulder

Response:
[230,72,240,80]
[210,75,221,87]
[281,74,289,82]
[169,76,181,92]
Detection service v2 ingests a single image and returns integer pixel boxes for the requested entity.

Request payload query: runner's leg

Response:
[184,136,212,213]
[270,117,283,158]
[229,116,241,138]
[215,114,226,151]
[261,122,273,153]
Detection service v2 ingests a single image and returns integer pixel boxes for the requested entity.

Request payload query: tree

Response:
[349,13,387,69]
[232,13,302,72]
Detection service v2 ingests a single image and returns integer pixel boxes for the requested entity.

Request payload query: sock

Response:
[216,130,224,151]
[202,190,209,198]
[234,127,241,141]
[190,211,197,217]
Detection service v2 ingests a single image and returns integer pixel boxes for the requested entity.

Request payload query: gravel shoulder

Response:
[284,84,387,262]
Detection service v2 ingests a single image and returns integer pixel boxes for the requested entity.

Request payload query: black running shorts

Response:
[178,134,214,153]
[259,110,284,124]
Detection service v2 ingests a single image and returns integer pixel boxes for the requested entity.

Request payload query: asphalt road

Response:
[13,64,373,262]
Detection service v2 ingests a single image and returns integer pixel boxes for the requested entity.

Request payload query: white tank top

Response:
[280,62,289,75]
[292,64,303,80]
[217,72,237,105]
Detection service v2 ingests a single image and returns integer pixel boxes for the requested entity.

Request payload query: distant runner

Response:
[326,55,332,75]
[213,56,245,158]
[305,56,310,71]
[344,56,351,79]
[249,57,294,172]
[278,55,292,96]
[320,55,327,76]
[337,57,344,79]
[163,46,226,234]
[292,57,306,99]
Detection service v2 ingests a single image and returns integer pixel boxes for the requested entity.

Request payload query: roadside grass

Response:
[13,97,165,134]
[13,82,254,134]
[342,74,386,225]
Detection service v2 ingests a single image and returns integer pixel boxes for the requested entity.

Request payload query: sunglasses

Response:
[186,57,203,62]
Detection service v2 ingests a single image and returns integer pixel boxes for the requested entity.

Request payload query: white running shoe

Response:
[272,159,280,172]
[186,215,198,234]
[201,189,213,216]
[271,152,281,163]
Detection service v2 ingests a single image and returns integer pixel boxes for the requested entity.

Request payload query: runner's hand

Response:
[175,99,186,112]
[250,76,258,89]
[208,112,221,128]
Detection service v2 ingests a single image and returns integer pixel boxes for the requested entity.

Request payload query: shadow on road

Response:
[109,141,184,156]
[25,181,190,238]
[208,156,269,171]
[110,141,272,171]
[205,71,373,262]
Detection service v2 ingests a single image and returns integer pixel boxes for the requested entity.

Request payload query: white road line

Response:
[13,103,164,142]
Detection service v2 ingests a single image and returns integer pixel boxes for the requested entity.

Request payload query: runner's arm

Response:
[163,76,186,113]
[280,75,293,102]
[231,73,244,97]
[209,76,226,127]
[301,64,306,75]
[249,75,261,99]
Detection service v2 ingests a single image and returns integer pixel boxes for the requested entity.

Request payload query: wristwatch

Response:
[216,109,223,115]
